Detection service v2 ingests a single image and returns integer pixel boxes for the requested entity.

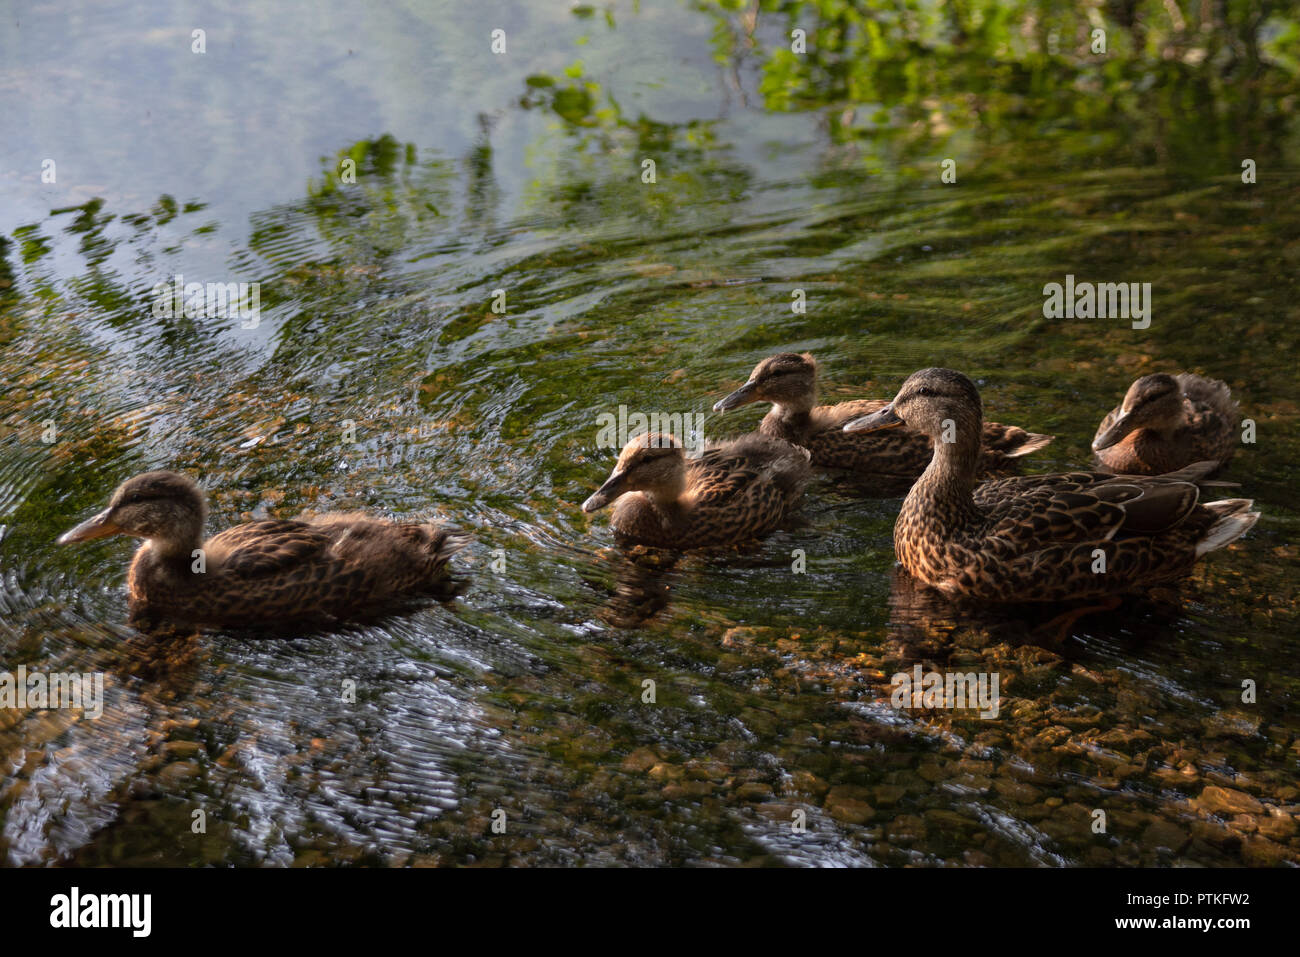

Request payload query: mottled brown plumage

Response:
[714,352,1053,477]
[58,471,467,632]
[849,369,1259,603]
[1093,372,1240,474]
[581,432,810,549]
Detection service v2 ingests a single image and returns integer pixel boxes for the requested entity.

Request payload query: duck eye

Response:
[916,387,935,397]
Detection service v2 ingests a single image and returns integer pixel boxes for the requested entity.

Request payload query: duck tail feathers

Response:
[1195,500,1259,556]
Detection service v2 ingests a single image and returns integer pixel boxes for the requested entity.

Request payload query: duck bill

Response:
[713,381,759,413]
[1092,412,1135,451]
[844,404,903,433]
[58,508,121,544]
[582,471,627,512]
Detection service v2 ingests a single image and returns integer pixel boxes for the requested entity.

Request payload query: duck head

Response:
[1092,373,1184,451]
[59,470,207,554]
[583,433,686,511]
[713,352,817,414]
[844,367,984,442]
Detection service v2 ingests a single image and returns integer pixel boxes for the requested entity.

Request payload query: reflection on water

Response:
[1,1,1298,866]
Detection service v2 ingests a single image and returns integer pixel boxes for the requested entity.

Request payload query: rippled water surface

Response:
[2,1,1299,866]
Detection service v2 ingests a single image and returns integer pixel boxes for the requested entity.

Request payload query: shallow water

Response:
[2,1,1299,867]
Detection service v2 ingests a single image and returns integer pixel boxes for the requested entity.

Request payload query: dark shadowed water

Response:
[2,1,1298,866]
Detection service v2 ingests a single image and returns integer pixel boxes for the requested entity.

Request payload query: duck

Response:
[581,432,810,549]
[844,368,1259,604]
[58,470,468,632]
[714,352,1053,477]
[1092,372,1239,475]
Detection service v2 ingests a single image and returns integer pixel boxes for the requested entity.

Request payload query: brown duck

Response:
[1092,372,1239,475]
[58,471,467,632]
[581,432,810,549]
[846,368,1259,604]
[715,352,1052,477]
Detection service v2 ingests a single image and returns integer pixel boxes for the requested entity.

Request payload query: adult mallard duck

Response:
[845,368,1259,604]
[1092,372,1239,475]
[58,471,468,632]
[581,432,810,549]
[715,352,1053,477]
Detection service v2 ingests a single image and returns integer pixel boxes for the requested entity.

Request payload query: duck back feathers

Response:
[697,432,811,503]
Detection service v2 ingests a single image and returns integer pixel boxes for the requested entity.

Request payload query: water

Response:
[2,0,1298,867]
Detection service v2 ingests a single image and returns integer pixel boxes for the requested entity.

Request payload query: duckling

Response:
[58,471,467,632]
[845,368,1259,604]
[581,432,810,549]
[1092,372,1239,475]
[715,352,1053,477]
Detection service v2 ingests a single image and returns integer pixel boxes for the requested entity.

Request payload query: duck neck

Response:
[908,423,983,523]
[768,401,814,441]
[146,527,203,568]
[647,472,688,510]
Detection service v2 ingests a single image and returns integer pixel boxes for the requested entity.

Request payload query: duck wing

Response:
[689,444,774,506]
[977,467,1206,551]
[689,459,758,507]
[203,520,337,577]
[143,520,356,629]
[981,421,1054,459]
[1176,373,1239,463]
[669,438,809,548]
[1177,373,1238,421]
[929,465,1237,602]
[133,517,465,631]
